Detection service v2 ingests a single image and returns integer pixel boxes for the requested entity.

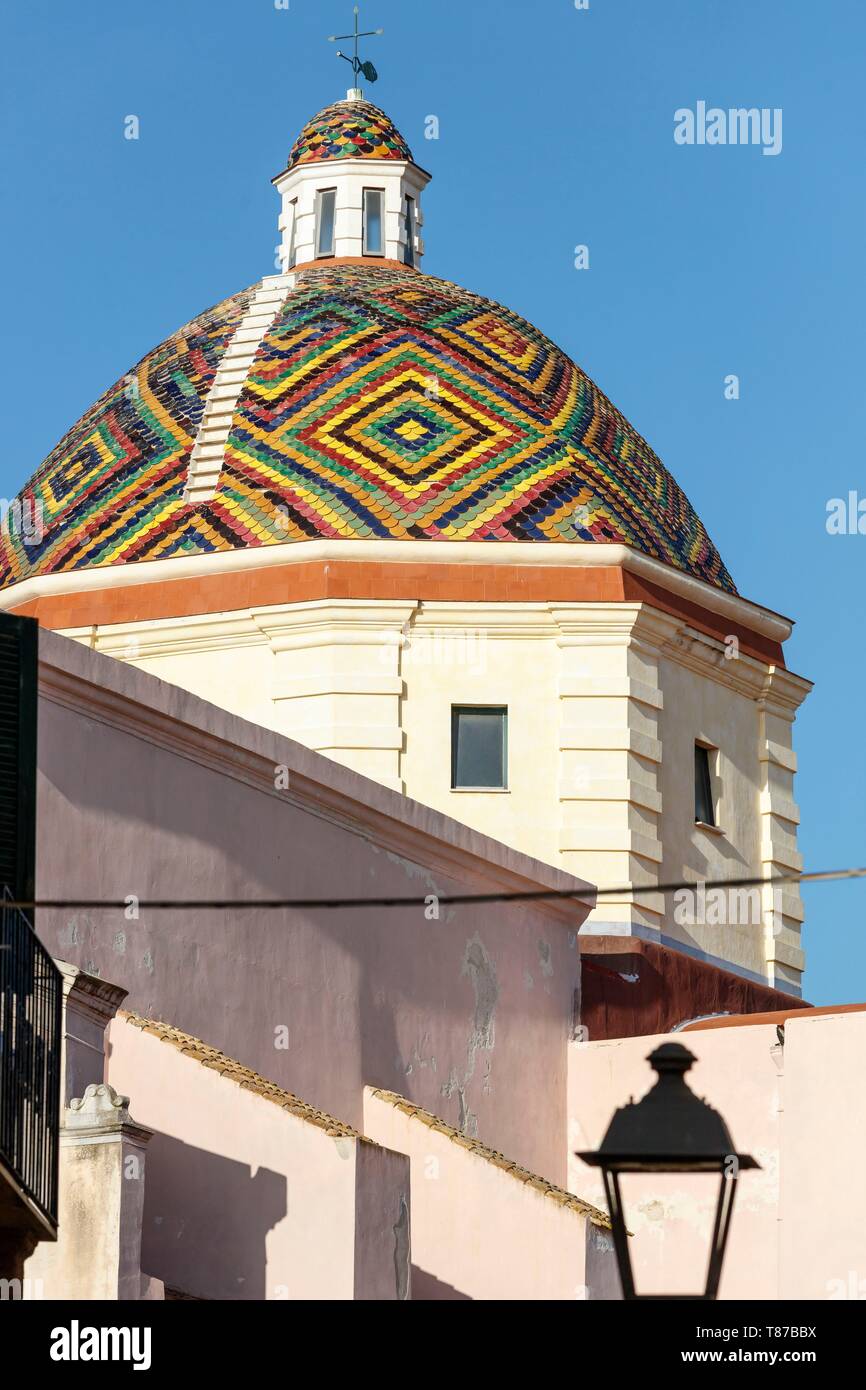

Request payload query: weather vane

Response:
[328,4,383,87]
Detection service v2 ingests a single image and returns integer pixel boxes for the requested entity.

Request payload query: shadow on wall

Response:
[141,1133,287,1301]
[35,664,582,1180]
[411,1265,473,1301]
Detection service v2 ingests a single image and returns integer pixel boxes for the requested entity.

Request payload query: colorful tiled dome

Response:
[286,98,414,170]
[0,263,735,593]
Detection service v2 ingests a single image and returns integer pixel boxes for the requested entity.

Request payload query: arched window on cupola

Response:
[315,189,337,258]
[403,196,416,267]
[363,189,384,256]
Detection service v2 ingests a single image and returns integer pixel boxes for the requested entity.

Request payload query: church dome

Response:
[0,261,735,593]
[286,98,414,171]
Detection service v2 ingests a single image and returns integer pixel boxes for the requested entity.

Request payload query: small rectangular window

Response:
[363,189,384,256]
[403,196,416,267]
[315,189,336,257]
[694,744,715,826]
[451,707,507,790]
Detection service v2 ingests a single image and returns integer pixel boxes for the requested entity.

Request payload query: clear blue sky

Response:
[1,1,863,1004]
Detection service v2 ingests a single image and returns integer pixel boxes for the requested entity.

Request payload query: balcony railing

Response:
[0,892,62,1229]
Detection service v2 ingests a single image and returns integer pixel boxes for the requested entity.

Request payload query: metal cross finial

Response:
[328,4,383,86]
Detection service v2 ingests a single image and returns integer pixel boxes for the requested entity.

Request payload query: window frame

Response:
[403,195,416,267]
[694,741,717,828]
[314,188,337,259]
[286,197,298,270]
[450,705,509,792]
[362,187,385,257]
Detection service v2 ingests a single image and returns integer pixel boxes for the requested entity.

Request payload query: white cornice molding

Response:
[0,538,794,643]
[273,153,432,190]
[651,620,782,701]
[37,634,593,926]
[59,595,801,700]
[55,959,128,1017]
[757,664,814,717]
[91,615,267,660]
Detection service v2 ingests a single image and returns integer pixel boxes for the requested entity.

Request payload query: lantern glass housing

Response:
[578,1042,759,1301]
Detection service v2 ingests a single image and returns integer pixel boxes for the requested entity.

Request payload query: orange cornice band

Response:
[7,560,785,665]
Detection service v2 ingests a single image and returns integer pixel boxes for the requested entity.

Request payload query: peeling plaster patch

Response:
[750,1147,779,1194]
[142,950,154,974]
[462,934,499,1058]
[630,1190,714,1243]
[568,931,577,949]
[404,1033,435,1077]
[439,936,499,1136]
[440,1071,477,1136]
[393,1196,410,1301]
[333,1137,353,1161]
[568,1115,588,1147]
[537,939,554,978]
[524,971,534,990]
[59,917,84,948]
[113,932,126,955]
[460,1093,477,1135]
[382,849,456,923]
[60,923,79,948]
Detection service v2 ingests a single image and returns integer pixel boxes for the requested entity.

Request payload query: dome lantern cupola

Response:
[273,96,430,272]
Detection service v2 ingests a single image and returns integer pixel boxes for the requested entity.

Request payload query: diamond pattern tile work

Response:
[0,263,735,594]
[0,287,254,585]
[285,99,414,171]
[212,264,735,590]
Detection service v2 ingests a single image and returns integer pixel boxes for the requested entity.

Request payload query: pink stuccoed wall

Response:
[568,1009,866,1300]
[107,1016,409,1300]
[778,1011,866,1300]
[363,1088,619,1301]
[34,629,590,1185]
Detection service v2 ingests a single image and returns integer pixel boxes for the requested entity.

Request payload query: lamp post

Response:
[577,1042,758,1300]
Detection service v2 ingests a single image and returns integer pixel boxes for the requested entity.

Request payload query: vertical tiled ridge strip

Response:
[182,275,297,506]
[0,287,254,587]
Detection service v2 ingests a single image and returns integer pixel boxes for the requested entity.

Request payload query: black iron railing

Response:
[0,892,62,1228]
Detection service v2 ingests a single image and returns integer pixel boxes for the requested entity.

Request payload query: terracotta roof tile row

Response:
[120,1010,361,1139]
[370,1087,611,1229]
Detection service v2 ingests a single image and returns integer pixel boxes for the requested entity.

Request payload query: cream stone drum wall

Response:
[56,554,810,994]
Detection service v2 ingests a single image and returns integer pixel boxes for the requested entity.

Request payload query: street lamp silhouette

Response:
[578,1043,759,1300]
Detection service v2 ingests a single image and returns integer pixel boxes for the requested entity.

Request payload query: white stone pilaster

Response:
[252,599,418,793]
[25,1085,152,1301]
[54,960,128,1110]
[552,604,670,934]
[757,667,811,991]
